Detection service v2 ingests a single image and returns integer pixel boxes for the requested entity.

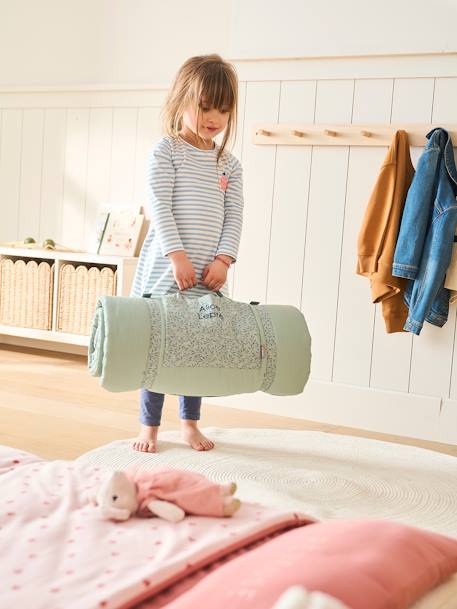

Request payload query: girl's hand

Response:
[169,250,197,290]
[201,258,229,291]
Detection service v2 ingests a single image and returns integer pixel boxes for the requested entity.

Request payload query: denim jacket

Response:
[392,128,457,335]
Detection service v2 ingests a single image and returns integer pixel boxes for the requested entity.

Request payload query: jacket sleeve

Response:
[392,147,439,280]
[357,162,396,276]
[147,138,184,257]
[216,158,244,262]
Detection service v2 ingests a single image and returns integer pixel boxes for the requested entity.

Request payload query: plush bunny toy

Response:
[93,467,241,523]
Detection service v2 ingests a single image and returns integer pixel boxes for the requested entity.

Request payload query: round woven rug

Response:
[76,427,457,537]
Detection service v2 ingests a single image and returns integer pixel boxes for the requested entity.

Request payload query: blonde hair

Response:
[162,54,238,163]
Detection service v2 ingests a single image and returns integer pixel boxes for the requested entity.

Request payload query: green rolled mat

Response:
[88,292,311,396]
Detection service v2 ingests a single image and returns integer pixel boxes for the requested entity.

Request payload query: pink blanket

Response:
[0,445,313,609]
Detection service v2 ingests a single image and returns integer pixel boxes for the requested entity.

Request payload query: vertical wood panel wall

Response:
[1,70,457,443]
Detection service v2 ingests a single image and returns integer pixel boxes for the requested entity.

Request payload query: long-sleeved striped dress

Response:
[131,135,244,299]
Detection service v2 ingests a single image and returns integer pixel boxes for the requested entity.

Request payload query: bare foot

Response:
[132,424,159,453]
[221,482,237,496]
[223,498,241,517]
[181,420,214,451]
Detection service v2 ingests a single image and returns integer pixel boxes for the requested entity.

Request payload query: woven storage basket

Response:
[0,258,54,330]
[57,264,117,335]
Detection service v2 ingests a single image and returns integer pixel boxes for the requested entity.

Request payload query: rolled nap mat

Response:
[88,292,311,397]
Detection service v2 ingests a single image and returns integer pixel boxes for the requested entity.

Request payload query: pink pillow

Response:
[161,519,457,609]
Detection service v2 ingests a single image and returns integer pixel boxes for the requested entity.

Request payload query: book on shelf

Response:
[98,210,145,256]
[88,211,110,255]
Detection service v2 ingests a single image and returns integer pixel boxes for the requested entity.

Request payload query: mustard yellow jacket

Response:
[356,130,414,333]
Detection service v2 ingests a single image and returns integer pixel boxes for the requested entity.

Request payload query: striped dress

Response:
[131,135,244,299]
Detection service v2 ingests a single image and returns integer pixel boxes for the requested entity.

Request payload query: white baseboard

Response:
[203,380,457,446]
[0,334,87,356]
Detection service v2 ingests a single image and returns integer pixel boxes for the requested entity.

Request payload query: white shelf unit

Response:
[0,247,138,354]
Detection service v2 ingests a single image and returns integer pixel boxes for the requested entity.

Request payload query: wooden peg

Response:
[324,129,337,137]
[291,130,306,138]
[361,130,372,138]
[257,129,271,137]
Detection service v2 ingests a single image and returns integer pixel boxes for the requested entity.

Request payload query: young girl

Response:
[130,54,244,454]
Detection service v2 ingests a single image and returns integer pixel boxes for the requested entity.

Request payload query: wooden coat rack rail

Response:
[252,124,457,147]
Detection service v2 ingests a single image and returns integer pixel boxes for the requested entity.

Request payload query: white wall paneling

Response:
[227,80,247,296]
[232,81,280,303]
[83,108,114,251]
[109,108,138,209]
[133,108,162,215]
[0,109,23,243]
[354,78,412,393]
[40,109,67,243]
[1,63,457,443]
[301,147,349,381]
[0,90,167,250]
[18,110,44,241]
[61,109,90,249]
[266,81,315,308]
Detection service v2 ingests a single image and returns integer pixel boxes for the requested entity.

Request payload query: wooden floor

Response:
[1,345,456,460]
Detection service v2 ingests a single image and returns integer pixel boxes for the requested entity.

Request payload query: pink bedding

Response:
[156,519,457,609]
[134,527,291,609]
[3,444,456,609]
[0,445,313,609]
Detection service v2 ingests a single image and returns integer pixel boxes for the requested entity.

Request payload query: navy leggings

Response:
[140,389,201,426]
